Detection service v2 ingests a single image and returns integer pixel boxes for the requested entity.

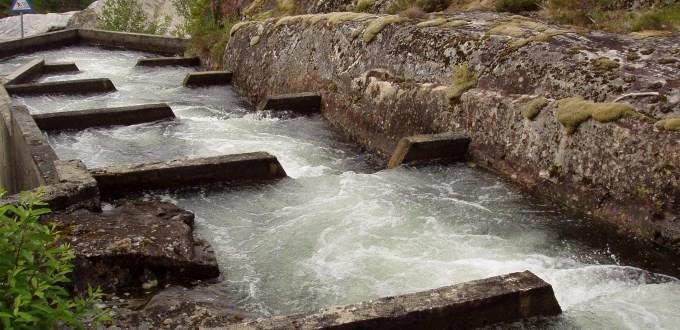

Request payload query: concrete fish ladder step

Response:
[4,58,80,85]
[136,56,200,67]
[32,103,175,131]
[231,271,561,329]
[387,132,471,169]
[183,71,232,87]
[5,78,116,96]
[257,92,322,114]
[90,152,288,199]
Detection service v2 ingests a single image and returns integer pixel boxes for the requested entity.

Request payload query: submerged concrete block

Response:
[232,271,561,329]
[33,103,175,131]
[90,152,287,199]
[387,132,470,169]
[5,58,44,85]
[4,78,116,96]
[42,62,80,74]
[183,71,232,87]
[257,92,321,114]
[136,56,200,67]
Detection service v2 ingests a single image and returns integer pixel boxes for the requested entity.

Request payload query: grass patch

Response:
[495,0,540,13]
[520,97,548,120]
[654,118,680,132]
[417,18,448,27]
[386,0,452,14]
[591,57,620,72]
[363,16,408,43]
[556,97,640,134]
[446,63,478,101]
[354,0,375,13]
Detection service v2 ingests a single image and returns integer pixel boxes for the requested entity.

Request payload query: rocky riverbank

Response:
[221,11,680,252]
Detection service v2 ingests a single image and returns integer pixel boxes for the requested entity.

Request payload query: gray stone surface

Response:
[183,71,233,86]
[90,152,287,199]
[258,92,322,114]
[10,105,59,191]
[33,103,175,131]
[387,132,470,169]
[136,56,200,67]
[5,78,116,95]
[223,12,680,253]
[231,271,561,329]
[5,58,44,85]
[0,86,13,193]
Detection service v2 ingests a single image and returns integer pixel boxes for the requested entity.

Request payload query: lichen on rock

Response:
[556,97,641,133]
[363,15,408,43]
[520,96,549,120]
[446,63,478,101]
[591,57,620,72]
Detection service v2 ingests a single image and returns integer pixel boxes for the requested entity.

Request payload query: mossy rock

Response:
[556,97,641,134]
[446,63,478,101]
[363,16,408,43]
[591,57,620,71]
[655,118,680,132]
[520,97,548,120]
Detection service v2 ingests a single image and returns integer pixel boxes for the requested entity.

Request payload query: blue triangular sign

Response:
[11,0,33,13]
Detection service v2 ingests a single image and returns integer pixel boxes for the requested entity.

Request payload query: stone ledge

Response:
[4,78,116,96]
[136,56,200,67]
[257,92,322,114]
[183,71,233,87]
[5,58,45,85]
[90,152,288,199]
[43,62,80,74]
[33,103,175,131]
[387,132,471,169]
[232,271,561,329]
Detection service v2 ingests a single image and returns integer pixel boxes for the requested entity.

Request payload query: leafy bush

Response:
[0,189,108,329]
[98,0,170,35]
[495,0,540,13]
[183,0,239,67]
[632,4,680,31]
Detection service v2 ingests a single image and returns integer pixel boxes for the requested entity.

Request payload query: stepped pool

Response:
[6,47,680,329]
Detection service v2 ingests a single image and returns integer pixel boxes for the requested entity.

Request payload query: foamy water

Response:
[5,47,680,328]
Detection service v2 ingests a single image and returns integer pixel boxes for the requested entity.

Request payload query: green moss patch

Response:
[446,63,478,101]
[520,97,548,120]
[363,16,408,43]
[591,57,620,71]
[655,118,680,132]
[556,97,640,134]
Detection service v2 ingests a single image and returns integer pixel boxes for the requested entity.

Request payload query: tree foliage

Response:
[0,189,108,329]
[97,0,170,35]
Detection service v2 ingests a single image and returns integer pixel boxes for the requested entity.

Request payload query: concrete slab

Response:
[33,103,175,131]
[257,92,321,114]
[90,152,287,199]
[231,271,561,329]
[10,106,60,191]
[5,78,116,96]
[387,132,470,169]
[183,71,232,87]
[136,56,200,67]
[43,62,80,74]
[5,58,44,85]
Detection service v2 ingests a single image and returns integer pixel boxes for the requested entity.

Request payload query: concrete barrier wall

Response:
[0,86,14,193]
[0,29,78,59]
[11,106,60,192]
[77,29,189,56]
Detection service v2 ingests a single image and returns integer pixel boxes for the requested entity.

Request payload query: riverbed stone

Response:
[45,200,220,295]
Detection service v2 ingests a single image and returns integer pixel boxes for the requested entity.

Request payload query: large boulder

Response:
[46,199,219,295]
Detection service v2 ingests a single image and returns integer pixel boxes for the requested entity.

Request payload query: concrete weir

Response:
[90,152,287,199]
[233,271,561,329]
[257,92,322,114]
[387,133,471,169]
[183,71,233,87]
[136,56,200,67]
[5,78,116,96]
[32,103,175,131]
[4,58,80,85]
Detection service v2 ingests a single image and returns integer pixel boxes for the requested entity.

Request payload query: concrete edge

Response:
[10,105,60,189]
[43,62,80,74]
[5,58,45,85]
[257,92,322,113]
[5,78,117,96]
[0,29,79,59]
[90,152,288,199]
[33,103,176,131]
[387,132,471,169]
[135,56,200,67]
[0,85,14,193]
[231,271,561,329]
[183,71,233,87]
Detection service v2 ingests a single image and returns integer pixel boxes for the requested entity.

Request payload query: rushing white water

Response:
[6,47,680,329]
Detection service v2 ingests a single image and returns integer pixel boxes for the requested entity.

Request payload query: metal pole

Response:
[20,12,24,39]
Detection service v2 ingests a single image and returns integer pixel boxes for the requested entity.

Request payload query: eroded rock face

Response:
[45,200,219,295]
[222,11,680,252]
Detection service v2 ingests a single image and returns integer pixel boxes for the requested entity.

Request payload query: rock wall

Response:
[0,12,77,41]
[68,0,186,36]
[222,12,680,252]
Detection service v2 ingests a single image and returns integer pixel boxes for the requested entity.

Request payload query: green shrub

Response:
[184,0,240,67]
[0,189,108,329]
[98,0,170,35]
[632,4,680,31]
[495,0,540,13]
[354,0,375,13]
